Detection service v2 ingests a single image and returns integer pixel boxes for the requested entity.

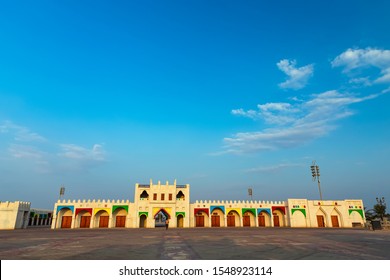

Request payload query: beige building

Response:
[51,179,366,229]
[0,201,30,229]
[0,201,53,230]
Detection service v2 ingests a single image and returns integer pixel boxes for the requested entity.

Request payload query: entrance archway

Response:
[139,214,147,228]
[57,208,73,229]
[316,208,327,228]
[154,209,171,228]
[227,210,240,227]
[258,211,271,227]
[211,208,225,227]
[113,208,127,228]
[177,214,184,228]
[94,210,109,228]
[330,208,342,228]
[76,210,92,228]
[194,208,209,227]
[242,210,255,227]
[272,210,285,227]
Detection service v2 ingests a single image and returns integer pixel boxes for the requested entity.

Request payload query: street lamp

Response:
[310,161,323,201]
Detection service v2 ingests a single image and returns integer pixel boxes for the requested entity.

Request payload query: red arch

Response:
[272,206,286,215]
[194,208,209,216]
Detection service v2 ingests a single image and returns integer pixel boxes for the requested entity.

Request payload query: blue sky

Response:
[1,0,389,210]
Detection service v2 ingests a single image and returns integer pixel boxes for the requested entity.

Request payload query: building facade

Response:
[0,201,53,230]
[51,179,366,229]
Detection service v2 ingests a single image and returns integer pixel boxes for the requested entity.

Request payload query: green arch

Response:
[348,209,364,218]
[291,209,306,217]
[242,208,256,216]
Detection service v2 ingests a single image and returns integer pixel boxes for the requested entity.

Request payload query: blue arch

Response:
[56,205,74,214]
[257,208,271,216]
[210,205,225,214]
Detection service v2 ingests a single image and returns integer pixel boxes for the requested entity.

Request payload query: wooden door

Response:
[227,215,235,227]
[273,215,280,227]
[331,215,339,227]
[196,215,204,227]
[211,215,220,227]
[61,216,72,228]
[99,216,109,228]
[317,215,325,227]
[139,215,147,228]
[116,216,126,227]
[80,216,91,228]
[177,215,184,228]
[258,215,265,227]
[243,215,250,227]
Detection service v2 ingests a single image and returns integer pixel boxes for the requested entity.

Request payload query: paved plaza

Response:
[0,227,389,260]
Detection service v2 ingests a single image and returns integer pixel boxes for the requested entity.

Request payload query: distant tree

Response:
[373,204,386,220]
[364,207,375,221]
[373,197,387,221]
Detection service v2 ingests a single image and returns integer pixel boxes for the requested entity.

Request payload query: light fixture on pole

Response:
[59,186,65,200]
[248,188,253,200]
[310,161,323,201]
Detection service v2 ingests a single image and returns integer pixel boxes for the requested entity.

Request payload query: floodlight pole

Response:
[248,188,253,201]
[311,161,323,201]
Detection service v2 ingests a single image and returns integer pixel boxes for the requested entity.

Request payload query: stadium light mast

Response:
[59,185,65,200]
[248,187,253,200]
[310,161,323,201]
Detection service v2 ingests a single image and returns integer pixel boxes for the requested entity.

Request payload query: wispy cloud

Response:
[8,144,46,160]
[0,121,46,142]
[226,90,384,154]
[245,163,303,173]
[1,120,107,172]
[59,143,106,163]
[232,102,300,125]
[277,59,314,90]
[332,47,390,84]
[223,48,389,155]
[8,144,51,173]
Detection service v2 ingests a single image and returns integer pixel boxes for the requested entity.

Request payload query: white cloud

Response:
[231,108,258,120]
[245,163,303,173]
[232,102,300,125]
[332,48,390,84]
[0,121,46,142]
[225,90,384,154]
[8,144,46,160]
[59,144,106,162]
[277,59,314,90]
[1,120,107,173]
[7,144,51,173]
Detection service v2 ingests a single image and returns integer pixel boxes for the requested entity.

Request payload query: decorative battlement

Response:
[0,201,31,210]
[57,199,130,204]
[193,200,286,205]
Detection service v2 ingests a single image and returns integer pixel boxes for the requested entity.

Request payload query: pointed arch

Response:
[153,208,171,219]
[316,207,327,228]
[140,190,149,200]
[176,191,185,200]
[330,207,343,227]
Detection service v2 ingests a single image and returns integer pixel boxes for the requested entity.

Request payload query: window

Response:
[161,193,165,201]
[153,193,157,200]
[140,190,149,200]
[169,194,173,201]
[176,191,185,200]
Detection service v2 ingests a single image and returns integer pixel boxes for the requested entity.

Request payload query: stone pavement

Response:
[0,227,389,260]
